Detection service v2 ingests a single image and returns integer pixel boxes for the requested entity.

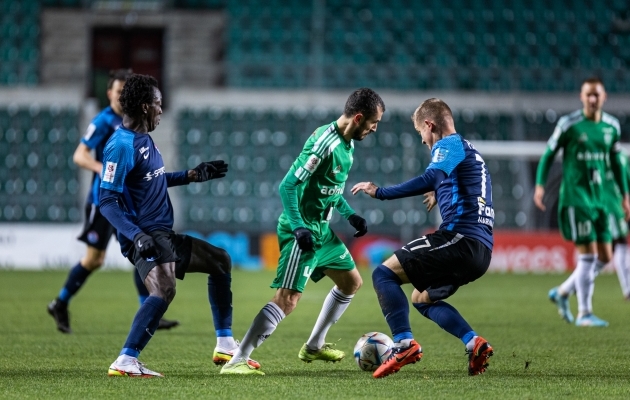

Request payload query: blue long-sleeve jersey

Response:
[81,106,122,206]
[376,134,494,250]
[99,126,189,256]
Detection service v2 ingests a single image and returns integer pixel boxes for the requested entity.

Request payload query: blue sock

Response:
[208,273,233,337]
[58,262,92,304]
[120,296,168,358]
[413,301,475,345]
[133,269,150,306]
[372,265,413,343]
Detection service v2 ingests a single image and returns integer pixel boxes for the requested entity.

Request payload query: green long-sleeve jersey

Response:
[278,121,356,237]
[536,110,628,209]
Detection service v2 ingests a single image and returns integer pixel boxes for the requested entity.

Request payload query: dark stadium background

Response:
[1,0,629,271]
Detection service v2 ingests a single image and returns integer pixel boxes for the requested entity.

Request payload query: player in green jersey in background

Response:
[602,153,630,299]
[221,88,384,375]
[534,77,630,327]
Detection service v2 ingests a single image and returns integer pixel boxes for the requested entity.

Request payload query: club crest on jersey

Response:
[432,148,447,163]
[103,161,117,183]
[604,132,612,145]
[329,165,342,176]
[305,154,321,173]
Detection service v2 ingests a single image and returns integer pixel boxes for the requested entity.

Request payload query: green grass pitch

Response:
[1,269,629,399]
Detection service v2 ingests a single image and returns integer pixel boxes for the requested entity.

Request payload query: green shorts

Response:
[271,223,355,293]
[607,205,628,241]
[558,206,611,245]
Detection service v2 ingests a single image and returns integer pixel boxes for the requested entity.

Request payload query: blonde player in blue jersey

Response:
[221,88,383,375]
[352,98,494,378]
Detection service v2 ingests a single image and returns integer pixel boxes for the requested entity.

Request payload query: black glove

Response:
[133,232,159,260]
[348,214,368,237]
[293,227,314,252]
[193,160,228,182]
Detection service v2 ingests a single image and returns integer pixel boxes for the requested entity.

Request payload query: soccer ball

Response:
[353,332,394,371]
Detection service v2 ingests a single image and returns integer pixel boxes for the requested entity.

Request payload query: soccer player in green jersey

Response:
[601,154,630,299]
[534,77,630,327]
[221,88,384,375]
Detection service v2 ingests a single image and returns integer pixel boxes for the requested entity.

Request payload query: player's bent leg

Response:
[47,247,106,334]
[108,355,164,378]
[302,268,361,356]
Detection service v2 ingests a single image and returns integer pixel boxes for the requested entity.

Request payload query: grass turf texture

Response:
[1,270,629,399]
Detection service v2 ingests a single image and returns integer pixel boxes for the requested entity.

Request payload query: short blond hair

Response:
[411,98,453,132]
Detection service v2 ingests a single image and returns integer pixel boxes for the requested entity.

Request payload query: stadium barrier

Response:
[2,224,612,274]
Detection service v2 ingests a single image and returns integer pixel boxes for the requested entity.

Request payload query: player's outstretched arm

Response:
[191,160,228,182]
[351,182,378,198]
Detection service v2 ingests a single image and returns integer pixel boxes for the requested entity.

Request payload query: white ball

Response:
[353,332,394,371]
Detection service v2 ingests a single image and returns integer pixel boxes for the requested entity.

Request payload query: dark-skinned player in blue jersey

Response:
[99,74,259,377]
[47,69,178,334]
[352,98,494,378]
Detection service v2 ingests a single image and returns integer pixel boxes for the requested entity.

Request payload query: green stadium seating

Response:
[0,106,80,222]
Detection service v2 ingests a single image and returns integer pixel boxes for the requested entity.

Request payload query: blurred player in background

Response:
[602,153,630,299]
[220,88,381,375]
[47,69,178,334]
[534,77,630,327]
[352,98,494,378]
[98,74,244,377]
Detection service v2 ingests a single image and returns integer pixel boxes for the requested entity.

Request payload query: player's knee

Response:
[413,301,432,318]
[163,286,176,303]
[151,283,176,303]
[81,257,104,271]
[341,275,362,295]
[372,264,402,287]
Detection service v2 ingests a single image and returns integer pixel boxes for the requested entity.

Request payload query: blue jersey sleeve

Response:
[426,135,466,176]
[166,171,189,187]
[100,132,135,193]
[81,113,111,150]
[376,168,446,200]
[99,188,143,241]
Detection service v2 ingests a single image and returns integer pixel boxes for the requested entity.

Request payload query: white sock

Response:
[613,243,630,297]
[216,336,236,350]
[395,339,412,349]
[227,302,285,364]
[575,254,597,316]
[305,286,354,350]
[558,273,576,296]
[465,336,478,352]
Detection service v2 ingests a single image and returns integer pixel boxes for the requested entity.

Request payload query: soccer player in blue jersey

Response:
[99,74,256,377]
[352,98,494,378]
[47,69,178,334]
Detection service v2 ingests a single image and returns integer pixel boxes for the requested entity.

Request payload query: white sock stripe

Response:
[330,288,353,303]
[262,303,285,324]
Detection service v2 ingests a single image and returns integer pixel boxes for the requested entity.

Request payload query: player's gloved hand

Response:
[348,214,368,237]
[293,227,314,252]
[193,160,228,182]
[133,232,159,260]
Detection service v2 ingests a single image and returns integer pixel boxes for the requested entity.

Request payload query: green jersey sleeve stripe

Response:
[312,125,338,156]
[602,112,621,134]
[548,110,583,150]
